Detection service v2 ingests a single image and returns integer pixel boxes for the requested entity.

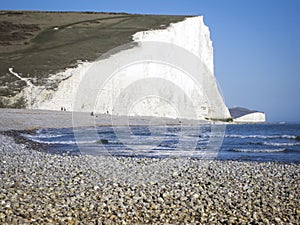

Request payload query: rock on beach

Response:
[0,133,299,224]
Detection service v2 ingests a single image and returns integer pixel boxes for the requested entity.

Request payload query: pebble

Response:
[0,134,299,224]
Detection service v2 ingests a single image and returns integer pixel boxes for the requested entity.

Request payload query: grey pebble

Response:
[0,134,299,224]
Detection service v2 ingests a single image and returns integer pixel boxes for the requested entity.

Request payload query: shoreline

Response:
[1,129,299,165]
[0,130,51,154]
[0,108,298,164]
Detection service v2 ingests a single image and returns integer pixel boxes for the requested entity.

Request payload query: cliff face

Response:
[132,17,214,75]
[8,16,230,120]
[130,17,229,119]
[229,107,266,123]
[0,11,186,108]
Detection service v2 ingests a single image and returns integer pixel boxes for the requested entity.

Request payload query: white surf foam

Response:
[28,139,96,145]
[263,142,300,147]
[226,134,298,139]
[233,148,286,153]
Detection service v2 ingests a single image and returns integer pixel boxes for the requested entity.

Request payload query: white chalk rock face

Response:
[18,16,230,120]
[132,17,214,75]
[229,107,266,123]
[233,112,266,123]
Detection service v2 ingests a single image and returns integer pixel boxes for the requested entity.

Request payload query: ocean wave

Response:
[226,134,299,140]
[232,148,286,153]
[247,141,300,147]
[23,133,66,139]
[36,134,66,138]
[28,139,97,145]
[263,142,300,147]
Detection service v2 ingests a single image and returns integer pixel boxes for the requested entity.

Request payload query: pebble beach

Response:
[0,109,299,224]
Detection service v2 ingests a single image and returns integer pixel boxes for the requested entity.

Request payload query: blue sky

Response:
[2,0,300,122]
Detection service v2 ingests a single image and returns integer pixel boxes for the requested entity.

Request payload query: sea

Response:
[23,123,300,164]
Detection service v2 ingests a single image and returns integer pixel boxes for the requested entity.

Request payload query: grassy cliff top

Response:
[0,11,188,107]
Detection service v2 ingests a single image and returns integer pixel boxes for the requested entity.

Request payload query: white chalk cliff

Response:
[229,107,266,123]
[233,113,266,123]
[12,16,231,120]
